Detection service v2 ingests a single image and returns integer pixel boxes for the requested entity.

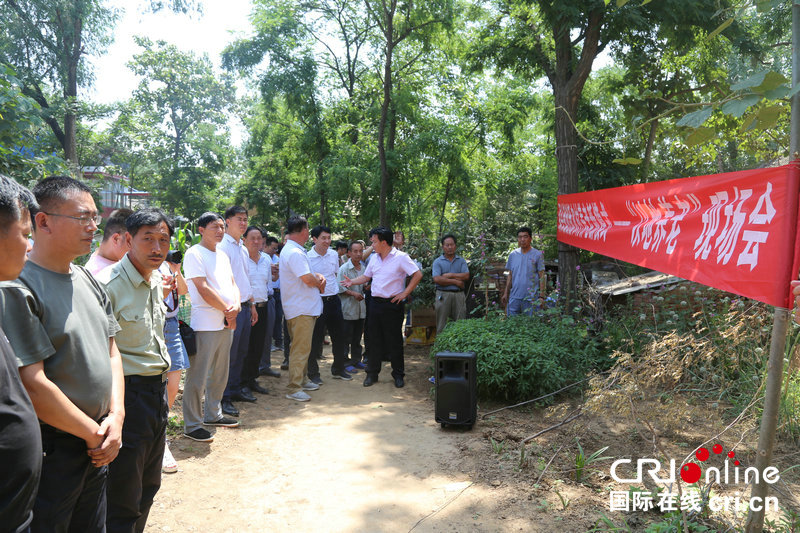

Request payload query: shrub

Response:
[431,315,607,402]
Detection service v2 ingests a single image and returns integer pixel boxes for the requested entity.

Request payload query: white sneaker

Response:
[302,381,320,391]
[162,441,178,473]
[286,391,311,402]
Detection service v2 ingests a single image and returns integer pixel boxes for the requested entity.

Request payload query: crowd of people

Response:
[0,174,547,533]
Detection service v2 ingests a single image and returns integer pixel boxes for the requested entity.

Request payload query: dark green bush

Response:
[431,315,607,402]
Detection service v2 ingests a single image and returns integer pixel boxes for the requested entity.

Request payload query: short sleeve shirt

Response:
[184,244,238,331]
[98,255,170,377]
[0,262,121,421]
[432,255,469,292]
[269,253,280,292]
[505,247,546,301]
[219,234,252,302]
[279,240,322,320]
[85,251,116,276]
[307,247,340,297]
[337,259,366,320]
[247,253,271,303]
[0,324,41,533]
[363,248,420,298]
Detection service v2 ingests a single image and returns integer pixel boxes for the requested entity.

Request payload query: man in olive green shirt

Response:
[97,208,173,533]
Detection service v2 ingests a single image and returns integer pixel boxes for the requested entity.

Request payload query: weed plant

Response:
[432,313,608,402]
[591,281,800,442]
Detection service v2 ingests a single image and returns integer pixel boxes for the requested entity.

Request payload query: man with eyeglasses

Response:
[0,176,125,532]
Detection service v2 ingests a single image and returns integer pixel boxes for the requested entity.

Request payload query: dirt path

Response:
[146,347,512,533]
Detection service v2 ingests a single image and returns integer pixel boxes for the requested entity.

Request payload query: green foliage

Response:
[0,63,67,178]
[574,440,611,483]
[432,315,607,402]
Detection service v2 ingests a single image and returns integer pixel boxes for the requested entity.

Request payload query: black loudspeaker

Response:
[435,351,477,429]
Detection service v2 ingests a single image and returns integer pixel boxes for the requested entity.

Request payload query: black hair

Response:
[347,240,364,252]
[287,216,308,234]
[102,208,134,242]
[265,235,279,246]
[32,176,92,215]
[197,212,224,228]
[335,240,348,250]
[243,225,262,239]
[310,225,332,239]
[126,208,174,237]
[224,205,247,220]
[0,174,38,229]
[440,233,457,246]
[517,226,532,238]
[369,226,393,244]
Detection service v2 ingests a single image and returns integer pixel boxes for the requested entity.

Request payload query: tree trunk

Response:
[63,12,82,167]
[554,87,580,309]
[642,117,658,180]
[378,38,393,227]
[318,165,327,225]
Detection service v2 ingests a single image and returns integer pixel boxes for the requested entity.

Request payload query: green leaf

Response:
[685,127,715,147]
[720,95,761,118]
[756,0,782,12]
[612,157,643,165]
[787,83,800,99]
[764,86,789,100]
[641,0,652,4]
[604,0,611,5]
[753,71,789,94]
[731,71,768,91]
[740,111,757,132]
[706,18,733,40]
[676,106,713,128]
[753,105,783,130]
[617,0,629,6]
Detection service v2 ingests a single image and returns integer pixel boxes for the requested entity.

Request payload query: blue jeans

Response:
[507,297,534,317]
[164,317,190,371]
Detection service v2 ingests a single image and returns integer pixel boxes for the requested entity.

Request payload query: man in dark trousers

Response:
[97,208,174,532]
[342,226,422,388]
[0,175,42,533]
[0,176,125,532]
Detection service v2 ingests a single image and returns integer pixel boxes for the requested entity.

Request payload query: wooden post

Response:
[744,3,800,531]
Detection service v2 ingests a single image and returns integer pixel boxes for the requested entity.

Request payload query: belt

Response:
[372,296,400,303]
[322,295,339,302]
[125,373,167,385]
[254,301,268,308]
[273,288,280,293]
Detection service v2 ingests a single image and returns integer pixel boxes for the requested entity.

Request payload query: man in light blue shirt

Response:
[501,226,546,316]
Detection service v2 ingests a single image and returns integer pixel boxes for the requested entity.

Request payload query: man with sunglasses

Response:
[0,176,124,532]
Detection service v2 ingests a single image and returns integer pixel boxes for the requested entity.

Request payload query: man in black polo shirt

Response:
[0,176,125,533]
[0,175,42,533]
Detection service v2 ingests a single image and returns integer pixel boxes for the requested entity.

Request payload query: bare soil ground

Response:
[146,345,800,533]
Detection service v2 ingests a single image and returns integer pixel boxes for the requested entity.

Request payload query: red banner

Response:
[557,163,800,308]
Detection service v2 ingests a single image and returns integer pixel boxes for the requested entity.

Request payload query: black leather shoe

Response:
[363,375,377,387]
[221,399,239,416]
[248,381,270,395]
[394,377,405,388]
[232,389,257,403]
[260,367,281,378]
[280,359,289,370]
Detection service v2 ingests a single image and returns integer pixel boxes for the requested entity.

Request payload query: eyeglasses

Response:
[44,212,102,226]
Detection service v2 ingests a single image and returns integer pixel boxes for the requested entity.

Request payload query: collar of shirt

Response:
[120,254,162,290]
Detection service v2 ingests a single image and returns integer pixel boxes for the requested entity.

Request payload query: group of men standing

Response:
[0,172,548,533]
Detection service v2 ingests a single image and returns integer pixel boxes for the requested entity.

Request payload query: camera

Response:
[166,250,183,264]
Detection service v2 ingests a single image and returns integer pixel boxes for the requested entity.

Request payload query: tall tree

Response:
[363,0,454,226]
[0,0,200,168]
[123,37,237,218]
[470,0,733,305]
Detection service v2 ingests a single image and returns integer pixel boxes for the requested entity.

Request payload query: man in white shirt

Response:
[182,212,240,442]
[241,226,274,396]
[342,226,422,388]
[259,233,282,377]
[219,206,258,417]
[280,216,325,402]
[307,226,352,383]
